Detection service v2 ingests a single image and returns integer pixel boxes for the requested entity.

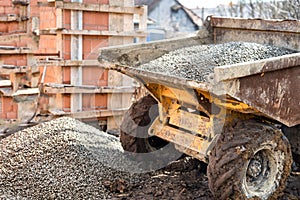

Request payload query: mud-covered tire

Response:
[207,120,292,200]
[120,94,168,153]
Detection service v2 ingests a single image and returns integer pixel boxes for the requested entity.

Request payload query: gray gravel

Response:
[138,42,297,82]
[0,117,143,199]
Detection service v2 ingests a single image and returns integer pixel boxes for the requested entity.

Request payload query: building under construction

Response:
[0,0,147,131]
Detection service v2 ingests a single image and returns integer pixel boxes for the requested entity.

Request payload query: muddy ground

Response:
[109,157,300,200]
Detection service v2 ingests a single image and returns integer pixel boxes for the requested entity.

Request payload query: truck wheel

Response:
[120,94,168,154]
[207,120,292,200]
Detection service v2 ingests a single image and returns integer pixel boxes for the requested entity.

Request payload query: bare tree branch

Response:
[216,0,300,20]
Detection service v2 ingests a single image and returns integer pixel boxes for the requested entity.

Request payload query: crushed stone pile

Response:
[0,117,143,199]
[138,42,297,82]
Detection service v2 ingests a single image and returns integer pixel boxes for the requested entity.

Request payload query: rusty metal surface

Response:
[209,16,300,33]
[213,53,300,82]
[112,64,209,92]
[209,16,300,50]
[168,109,210,136]
[98,30,212,66]
[149,118,211,160]
[213,28,300,51]
[231,66,300,127]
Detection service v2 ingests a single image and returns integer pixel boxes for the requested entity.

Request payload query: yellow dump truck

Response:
[98,16,300,199]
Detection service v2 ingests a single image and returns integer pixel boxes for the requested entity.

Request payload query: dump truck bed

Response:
[99,16,300,127]
[108,51,300,126]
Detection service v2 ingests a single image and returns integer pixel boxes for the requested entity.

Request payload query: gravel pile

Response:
[138,42,297,82]
[0,117,143,199]
[1,117,299,200]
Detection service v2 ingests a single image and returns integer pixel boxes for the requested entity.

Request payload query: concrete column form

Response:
[70,0,83,113]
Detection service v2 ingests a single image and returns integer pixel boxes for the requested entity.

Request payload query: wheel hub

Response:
[247,154,263,180]
[246,152,270,184]
[243,148,280,199]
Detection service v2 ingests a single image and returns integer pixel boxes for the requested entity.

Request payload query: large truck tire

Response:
[120,94,168,154]
[207,120,292,200]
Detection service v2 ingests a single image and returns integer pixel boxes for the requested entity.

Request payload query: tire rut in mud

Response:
[110,156,300,200]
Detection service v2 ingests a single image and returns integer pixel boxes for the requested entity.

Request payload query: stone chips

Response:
[138,42,297,82]
[0,117,142,199]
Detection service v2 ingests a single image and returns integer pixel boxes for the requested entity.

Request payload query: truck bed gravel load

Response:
[138,42,297,82]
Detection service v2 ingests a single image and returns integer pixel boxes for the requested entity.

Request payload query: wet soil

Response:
[110,157,300,200]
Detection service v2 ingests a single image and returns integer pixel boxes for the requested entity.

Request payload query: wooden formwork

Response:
[0,0,147,131]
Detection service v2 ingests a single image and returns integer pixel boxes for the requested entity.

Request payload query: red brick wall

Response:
[39,66,62,83]
[29,0,41,17]
[63,10,71,30]
[63,35,71,60]
[82,67,107,86]
[39,7,57,30]
[63,66,71,84]
[0,55,27,66]
[38,35,57,54]
[83,36,108,59]
[82,94,107,110]
[0,96,18,119]
[1,0,127,120]
[0,0,32,120]
[83,12,108,31]
[63,94,71,112]
[85,0,109,4]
